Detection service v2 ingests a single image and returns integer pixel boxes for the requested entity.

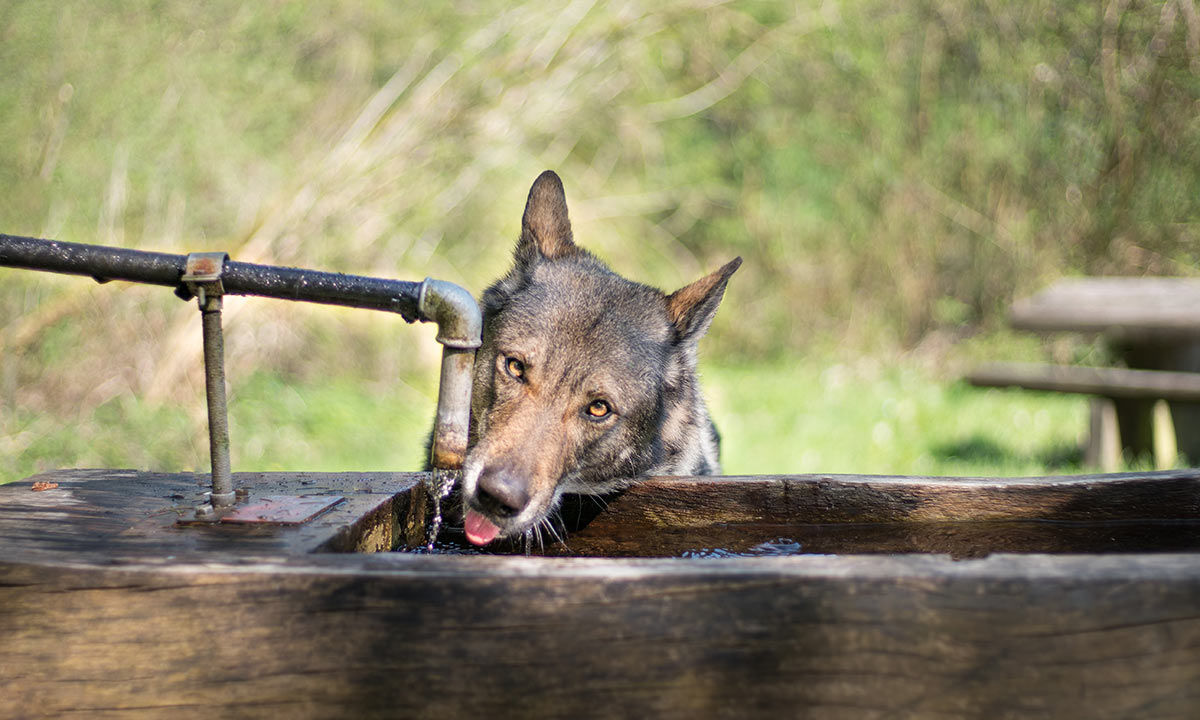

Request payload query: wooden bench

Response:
[967,362,1200,471]
[974,277,1200,470]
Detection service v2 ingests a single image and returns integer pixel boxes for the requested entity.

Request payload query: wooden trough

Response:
[4,469,1200,718]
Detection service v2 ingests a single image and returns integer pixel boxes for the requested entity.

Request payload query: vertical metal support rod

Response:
[200,295,235,508]
[429,346,476,470]
[182,251,235,515]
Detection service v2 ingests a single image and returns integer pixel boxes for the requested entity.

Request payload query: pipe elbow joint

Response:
[418,278,482,350]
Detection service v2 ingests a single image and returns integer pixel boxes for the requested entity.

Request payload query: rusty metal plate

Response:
[220,495,345,525]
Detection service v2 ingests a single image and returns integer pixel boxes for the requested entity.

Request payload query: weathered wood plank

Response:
[586,471,1200,526]
[5,470,1200,717]
[967,362,1200,401]
[535,472,1200,557]
[548,516,1200,558]
[0,469,419,560]
[7,469,1200,560]
[1010,277,1200,340]
[3,554,1200,719]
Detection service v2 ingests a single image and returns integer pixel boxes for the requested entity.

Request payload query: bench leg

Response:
[1153,399,1179,470]
[1165,401,1200,466]
[1118,339,1200,465]
[1113,398,1155,463]
[1086,398,1121,473]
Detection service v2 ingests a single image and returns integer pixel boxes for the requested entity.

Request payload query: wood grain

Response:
[4,469,1200,718]
[4,553,1200,719]
[967,362,1200,401]
[0,469,418,560]
[1010,277,1200,340]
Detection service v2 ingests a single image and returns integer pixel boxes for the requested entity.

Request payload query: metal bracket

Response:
[220,495,345,525]
[181,252,228,311]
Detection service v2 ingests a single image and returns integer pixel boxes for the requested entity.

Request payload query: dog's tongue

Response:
[464,509,501,546]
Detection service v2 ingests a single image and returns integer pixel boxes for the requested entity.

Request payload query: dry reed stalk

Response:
[4,0,797,434]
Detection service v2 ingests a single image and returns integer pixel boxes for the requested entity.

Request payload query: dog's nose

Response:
[475,471,531,518]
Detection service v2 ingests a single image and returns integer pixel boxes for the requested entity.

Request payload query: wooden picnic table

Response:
[1009,277,1200,463]
[1010,277,1200,341]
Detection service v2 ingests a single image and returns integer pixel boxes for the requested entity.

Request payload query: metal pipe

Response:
[0,234,424,320]
[1,234,483,526]
[0,233,184,285]
[0,235,485,456]
[418,279,483,469]
[221,262,422,318]
[408,278,483,548]
[180,252,235,513]
[200,298,235,507]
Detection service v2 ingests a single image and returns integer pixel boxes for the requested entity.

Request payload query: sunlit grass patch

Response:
[706,359,1091,477]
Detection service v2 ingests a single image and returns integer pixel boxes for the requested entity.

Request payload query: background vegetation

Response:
[2,0,1197,483]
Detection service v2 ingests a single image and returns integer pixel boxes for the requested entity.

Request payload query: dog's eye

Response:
[585,400,612,419]
[503,356,525,380]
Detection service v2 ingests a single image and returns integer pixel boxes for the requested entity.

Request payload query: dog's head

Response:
[460,170,740,545]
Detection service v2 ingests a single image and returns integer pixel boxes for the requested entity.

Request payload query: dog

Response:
[459,170,740,546]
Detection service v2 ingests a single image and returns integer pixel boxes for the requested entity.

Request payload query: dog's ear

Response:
[516,170,576,264]
[666,257,742,344]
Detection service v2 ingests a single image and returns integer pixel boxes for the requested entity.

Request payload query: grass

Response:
[708,361,1089,477]
[2,367,434,483]
[4,352,1103,485]
[1,1,1197,482]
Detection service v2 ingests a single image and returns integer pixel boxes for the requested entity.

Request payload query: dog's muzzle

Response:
[460,459,547,545]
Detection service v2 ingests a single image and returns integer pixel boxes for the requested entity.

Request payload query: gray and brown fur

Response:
[461,170,740,542]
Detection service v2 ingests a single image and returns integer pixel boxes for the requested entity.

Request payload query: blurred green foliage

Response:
[1,1,1197,481]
